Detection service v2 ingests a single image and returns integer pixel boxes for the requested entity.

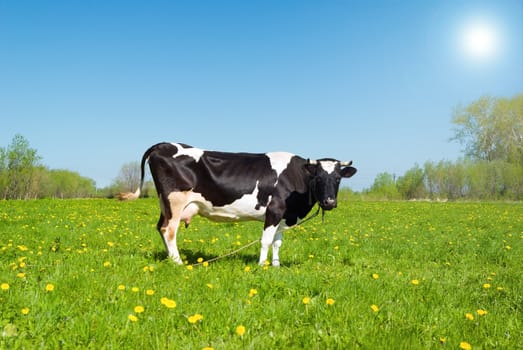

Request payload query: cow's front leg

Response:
[271,231,283,267]
[259,225,277,266]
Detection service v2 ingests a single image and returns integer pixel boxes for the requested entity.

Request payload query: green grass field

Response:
[1,198,521,349]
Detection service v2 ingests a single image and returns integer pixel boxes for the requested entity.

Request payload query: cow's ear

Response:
[340,166,357,178]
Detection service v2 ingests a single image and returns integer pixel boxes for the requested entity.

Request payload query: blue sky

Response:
[1,1,521,191]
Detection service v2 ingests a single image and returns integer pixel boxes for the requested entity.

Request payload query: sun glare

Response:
[459,17,500,63]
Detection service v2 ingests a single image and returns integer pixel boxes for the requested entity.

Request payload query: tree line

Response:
[0,134,97,199]
[366,94,523,200]
[1,94,521,200]
[0,134,153,199]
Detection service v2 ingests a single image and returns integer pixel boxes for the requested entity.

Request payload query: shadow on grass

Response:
[149,247,306,267]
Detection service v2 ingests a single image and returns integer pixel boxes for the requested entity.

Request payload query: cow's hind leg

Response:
[157,192,190,265]
[157,213,183,264]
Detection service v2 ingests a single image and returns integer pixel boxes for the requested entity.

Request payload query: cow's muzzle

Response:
[320,197,337,210]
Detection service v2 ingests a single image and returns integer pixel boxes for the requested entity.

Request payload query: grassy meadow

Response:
[1,198,522,349]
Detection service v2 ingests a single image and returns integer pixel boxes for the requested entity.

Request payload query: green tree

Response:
[452,94,523,164]
[0,134,42,199]
[396,164,426,199]
[367,172,400,199]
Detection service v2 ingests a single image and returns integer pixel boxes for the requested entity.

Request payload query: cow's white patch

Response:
[171,143,204,162]
[319,160,337,174]
[179,182,267,223]
[266,152,294,178]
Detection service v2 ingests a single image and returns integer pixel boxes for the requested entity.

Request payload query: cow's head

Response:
[305,159,357,210]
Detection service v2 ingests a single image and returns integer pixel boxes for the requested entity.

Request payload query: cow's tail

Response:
[116,145,156,201]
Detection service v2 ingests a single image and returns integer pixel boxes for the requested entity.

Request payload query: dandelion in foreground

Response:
[483,283,491,289]
[134,305,145,313]
[411,279,420,285]
[160,297,177,309]
[244,266,251,272]
[249,289,258,297]
[118,284,126,291]
[131,287,139,293]
[459,341,472,350]
[21,308,30,315]
[45,283,55,292]
[128,314,138,322]
[1,283,9,291]
[188,314,204,324]
[236,325,246,336]
[372,273,379,280]
[103,261,111,267]
[326,298,335,305]
[302,297,311,305]
[465,313,474,321]
[146,289,155,296]
[370,304,379,313]
[476,309,488,316]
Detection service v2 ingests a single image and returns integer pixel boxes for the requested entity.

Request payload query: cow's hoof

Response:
[272,259,280,267]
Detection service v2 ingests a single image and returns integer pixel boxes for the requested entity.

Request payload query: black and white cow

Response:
[121,142,357,266]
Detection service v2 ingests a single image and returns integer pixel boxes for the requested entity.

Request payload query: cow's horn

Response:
[340,161,353,166]
[308,159,318,165]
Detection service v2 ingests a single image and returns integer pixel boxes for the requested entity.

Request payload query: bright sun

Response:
[459,18,500,62]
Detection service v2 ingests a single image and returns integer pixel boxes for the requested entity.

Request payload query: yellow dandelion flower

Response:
[439,337,446,344]
[128,314,138,322]
[1,283,9,291]
[103,261,111,267]
[45,283,55,292]
[187,265,193,271]
[476,309,488,316]
[21,308,30,315]
[134,305,145,313]
[465,313,474,321]
[326,298,335,305]
[459,341,472,350]
[236,325,246,336]
[118,284,126,291]
[17,272,26,278]
[370,304,379,312]
[244,266,251,272]
[249,289,258,297]
[197,257,204,263]
[372,273,379,280]
[206,284,213,289]
[161,297,177,309]
[202,347,214,350]
[202,261,209,267]
[131,287,139,293]
[483,283,491,289]
[302,297,311,305]
[188,313,203,324]
[411,279,420,285]
[146,289,155,296]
